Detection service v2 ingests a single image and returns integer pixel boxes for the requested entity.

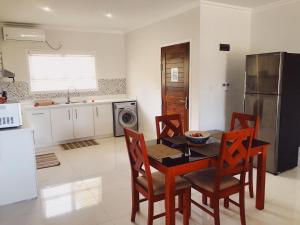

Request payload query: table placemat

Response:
[147,144,183,161]
[190,142,220,157]
[162,136,187,145]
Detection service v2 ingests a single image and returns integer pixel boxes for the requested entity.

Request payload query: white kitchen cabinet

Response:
[26,109,52,149]
[94,103,113,137]
[51,107,74,142]
[25,100,117,146]
[73,105,95,138]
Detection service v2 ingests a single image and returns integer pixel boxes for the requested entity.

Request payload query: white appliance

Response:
[2,26,46,42]
[113,101,138,137]
[0,102,23,128]
[0,127,38,206]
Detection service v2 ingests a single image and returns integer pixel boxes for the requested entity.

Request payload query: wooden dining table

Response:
[146,131,270,225]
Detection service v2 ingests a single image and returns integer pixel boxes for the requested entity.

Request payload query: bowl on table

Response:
[184,131,210,144]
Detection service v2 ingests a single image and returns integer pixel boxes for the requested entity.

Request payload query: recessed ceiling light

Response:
[41,6,52,12]
[105,13,113,18]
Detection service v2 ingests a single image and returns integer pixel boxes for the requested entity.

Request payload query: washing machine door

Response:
[118,108,137,128]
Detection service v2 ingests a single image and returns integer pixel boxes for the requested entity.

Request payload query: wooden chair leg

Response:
[213,198,220,225]
[210,197,214,208]
[239,187,246,225]
[179,193,184,214]
[131,189,139,222]
[183,189,191,225]
[248,159,254,198]
[224,197,229,209]
[147,199,154,225]
[188,190,191,219]
[202,194,208,205]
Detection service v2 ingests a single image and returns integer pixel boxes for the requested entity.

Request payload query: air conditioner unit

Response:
[2,27,46,42]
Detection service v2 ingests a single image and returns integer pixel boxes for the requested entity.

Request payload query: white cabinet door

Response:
[26,109,52,149]
[51,107,74,142]
[73,106,95,138]
[94,103,113,137]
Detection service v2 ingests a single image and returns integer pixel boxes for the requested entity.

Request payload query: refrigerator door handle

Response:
[253,96,263,121]
[253,98,258,116]
[258,97,264,122]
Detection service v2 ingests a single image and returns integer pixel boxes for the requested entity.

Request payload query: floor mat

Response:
[36,153,60,169]
[61,140,99,150]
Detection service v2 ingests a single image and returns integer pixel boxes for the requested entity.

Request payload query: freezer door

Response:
[245,55,259,93]
[244,94,280,174]
[246,53,282,95]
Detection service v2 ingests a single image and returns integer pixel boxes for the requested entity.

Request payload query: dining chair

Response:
[230,112,259,198]
[155,114,183,144]
[124,128,191,225]
[184,128,254,225]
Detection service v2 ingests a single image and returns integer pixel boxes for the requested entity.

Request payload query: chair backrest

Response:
[155,114,183,142]
[230,112,259,137]
[124,128,154,194]
[215,128,254,191]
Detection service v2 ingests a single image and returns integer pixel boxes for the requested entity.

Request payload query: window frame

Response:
[26,51,98,94]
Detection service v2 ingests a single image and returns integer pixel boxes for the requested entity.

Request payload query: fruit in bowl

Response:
[0,97,7,104]
[184,131,210,144]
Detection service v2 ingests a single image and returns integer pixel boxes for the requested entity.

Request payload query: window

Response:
[28,53,97,92]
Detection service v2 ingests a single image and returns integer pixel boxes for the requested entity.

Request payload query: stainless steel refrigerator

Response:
[244,52,300,174]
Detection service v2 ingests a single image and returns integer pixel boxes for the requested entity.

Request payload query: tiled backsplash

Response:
[0,78,126,101]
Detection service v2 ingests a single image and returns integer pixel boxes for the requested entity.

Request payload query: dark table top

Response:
[146,135,269,168]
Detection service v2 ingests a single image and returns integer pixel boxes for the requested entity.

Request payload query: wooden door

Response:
[161,43,189,131]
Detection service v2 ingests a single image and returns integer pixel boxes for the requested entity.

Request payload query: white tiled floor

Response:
[1,137,300,225]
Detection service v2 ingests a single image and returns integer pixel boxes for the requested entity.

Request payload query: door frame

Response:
[160,39,192,129]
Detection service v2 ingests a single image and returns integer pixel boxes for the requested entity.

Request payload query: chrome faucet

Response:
[66,88,78,104]
[66,88,71,104]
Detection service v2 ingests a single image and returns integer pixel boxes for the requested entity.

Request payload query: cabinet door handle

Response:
[68,110,71,120]
[75,109,78,119]
[32,112,44,116]
[96,107,99,117]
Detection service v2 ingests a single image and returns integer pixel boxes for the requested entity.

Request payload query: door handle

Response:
[179,97,188,110]
[258,97,263,121]
[75,109,78,119]
[68,109,71,120]
[32,112,44,116]
[96,107,99,117]
[185,97,188,110]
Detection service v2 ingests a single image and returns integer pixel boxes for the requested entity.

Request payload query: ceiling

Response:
[0,0,199,32]
[0,0,284,32]
[206,0,283,8]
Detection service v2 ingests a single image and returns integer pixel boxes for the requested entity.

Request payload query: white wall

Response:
[125,7,200,138]
[0,28,125,81]
[0,2,253,136]
[126,3,251,138]
[251,1,300,53]
[199,2,251,131]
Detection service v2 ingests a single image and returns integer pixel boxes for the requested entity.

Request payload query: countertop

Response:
[23,97,136,110]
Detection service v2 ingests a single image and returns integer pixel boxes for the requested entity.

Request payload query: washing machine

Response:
[112,101,138,137]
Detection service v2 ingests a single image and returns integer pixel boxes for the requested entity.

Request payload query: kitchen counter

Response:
[22,96,136,149]
[22,97,136,110]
